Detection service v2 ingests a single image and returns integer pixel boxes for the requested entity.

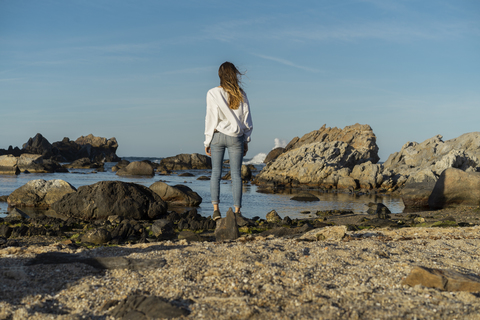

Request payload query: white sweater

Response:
[204,87,253,148]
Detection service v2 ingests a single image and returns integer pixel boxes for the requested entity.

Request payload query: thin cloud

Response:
[252,53,321,73]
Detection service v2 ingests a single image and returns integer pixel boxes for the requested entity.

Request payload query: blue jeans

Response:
[210,132,244,210]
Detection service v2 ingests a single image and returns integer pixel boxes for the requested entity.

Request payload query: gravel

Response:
[1,225,480,319]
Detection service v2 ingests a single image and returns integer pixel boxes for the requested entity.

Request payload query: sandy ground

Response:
[2,207,480,319]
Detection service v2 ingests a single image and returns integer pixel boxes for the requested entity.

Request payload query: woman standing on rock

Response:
[204,62,253,220]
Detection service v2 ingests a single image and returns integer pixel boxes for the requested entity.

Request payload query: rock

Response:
[22,133,55,159]
[159,153,211,170]
[116,161,154,176]
[222,165,253,181]
[383,133,480,192]
[7,179,77,208]
[149,182,202,207]
[81,228,112,244]
[109,295,189,319]
[284,123,380,163]
[0,225,12,238]
[197,176,210,180]
[299,226,347,241]
[214,208,239,241]
[74,134,120,162]
[0,154,20,175]
[15,153,65,173]
[112,160,130,172]
[4,208,29,221]
[178,172,194,177]
[290,192,320,201]
[350,161,383,189]
[52,134,120,162]
[428,168,480,209]
[401,169,438,208]
[63,157,104,169]
[264,147,285,163]
[366,203,391,218]
[402,266,480,292]
[255,139,373,188]
[151,219,174,237]
[52,181,167,220]
[266,210,282,223]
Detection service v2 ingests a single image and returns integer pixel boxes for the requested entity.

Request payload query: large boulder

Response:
[116,161,154,176]
[255,140,368,188]
[7,179,77,208]
[428,168,480,209]
[401,169,438,209]
[149,182,202,207]
[283,123,380,163]
[159,153,211,170]
[383,133,480,192]
[52,181,167,220]
[0,154,20,175]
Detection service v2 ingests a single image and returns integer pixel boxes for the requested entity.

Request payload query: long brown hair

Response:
[218,62,244,110]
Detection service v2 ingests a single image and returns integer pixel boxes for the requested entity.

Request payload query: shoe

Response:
[213,210,221,221]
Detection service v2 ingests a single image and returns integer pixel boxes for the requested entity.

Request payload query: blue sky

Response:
[1,0,479,161]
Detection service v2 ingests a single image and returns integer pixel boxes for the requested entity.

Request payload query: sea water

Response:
[0,156,404,219]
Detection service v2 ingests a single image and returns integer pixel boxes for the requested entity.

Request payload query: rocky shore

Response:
[2,209,480,319]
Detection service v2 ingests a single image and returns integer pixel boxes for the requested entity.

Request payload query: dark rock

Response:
[290,192,320,201]
[159,153,211,170]
[177,219,188,231]
[52,181,167,220]
[0,195,9,202]
[197,176,210,181]
[22,133,55,159]
[109,295,189,319]
[63,157,104,169]
[166,211,181,223]
[0,225,12,238]
[215,208,239,241]
[4,208,29,222]
[151,219,174,237]
[178,172,194,177]
[266,210,282,223]
[221,165,253,181]
[264,147,285,163]
[11,225,29,237]
[117,161,154,177]
[283,216,292,225]
[149,182,202,207]
[111,159,130,172]
[81,228,112,244]
[366,203,391,217]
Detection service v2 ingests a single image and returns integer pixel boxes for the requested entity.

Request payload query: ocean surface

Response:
[0,156,405,219]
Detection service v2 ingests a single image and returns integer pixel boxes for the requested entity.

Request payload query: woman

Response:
[204,62,253,220]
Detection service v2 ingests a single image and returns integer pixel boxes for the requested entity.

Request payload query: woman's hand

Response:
[205,146,211,157]
[243,142,248,156]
